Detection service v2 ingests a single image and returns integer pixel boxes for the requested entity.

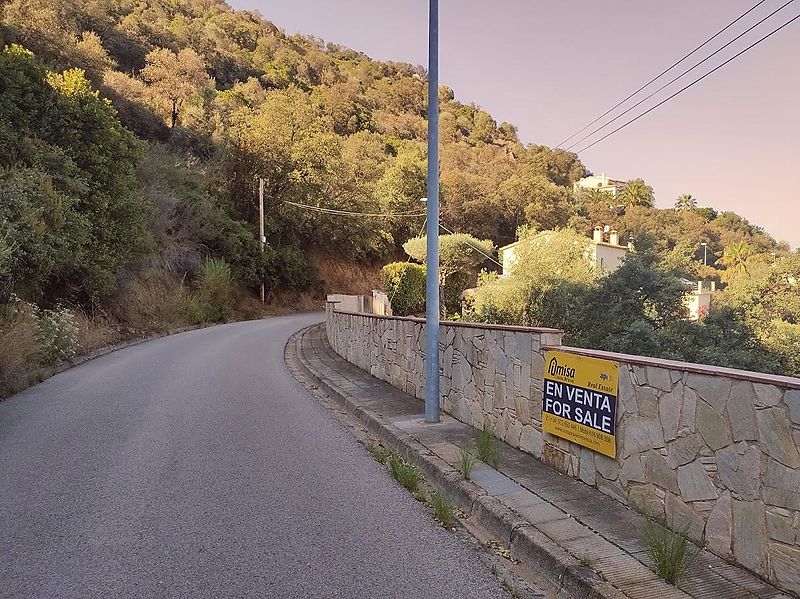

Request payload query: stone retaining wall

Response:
[326,304,800,594]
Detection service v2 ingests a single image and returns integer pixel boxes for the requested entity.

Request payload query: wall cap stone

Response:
[332,308,562,334]
[544,345,800,390]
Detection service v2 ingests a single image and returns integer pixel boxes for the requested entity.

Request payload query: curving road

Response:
[0,314,511,599]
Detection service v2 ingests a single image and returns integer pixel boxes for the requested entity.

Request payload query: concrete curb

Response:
[2,324,210,401]
[287,324,622,599]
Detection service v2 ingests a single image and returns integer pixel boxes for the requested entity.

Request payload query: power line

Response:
[282,200,426,218]
[438,222,504,269]
[573,11,800,154]
[555,0,770,149]
[565,0,796,152]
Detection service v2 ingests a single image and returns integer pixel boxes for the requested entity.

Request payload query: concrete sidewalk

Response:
[289,324,789,599]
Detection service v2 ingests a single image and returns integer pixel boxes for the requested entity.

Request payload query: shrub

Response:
[36,305,78,365]
[642,521,699,585]
[380,262,426,316]
[196,257,233,322]
[443,269,471,315]
[182,293,206,325]
[475,427,501,468]
[430,490,455,527]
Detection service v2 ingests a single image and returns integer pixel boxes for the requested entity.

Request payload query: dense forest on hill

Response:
[0,0,797,389]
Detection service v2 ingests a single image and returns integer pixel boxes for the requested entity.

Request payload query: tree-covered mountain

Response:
[0,0,795,388]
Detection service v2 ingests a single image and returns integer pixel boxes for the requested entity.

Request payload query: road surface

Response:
[0,314,512,598]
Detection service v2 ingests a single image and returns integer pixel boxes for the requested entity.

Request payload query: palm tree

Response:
[674,194,698,211]
[619,178,655,208]
[716,241,754,280]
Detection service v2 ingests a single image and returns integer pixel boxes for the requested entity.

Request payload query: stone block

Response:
[732,499,767,576]
[696,399,732,450]
[634,385,659,418]
[766,508,796,544]
[680,385,698,433]
[621,416,665,458]
[595,453,619,481]
[515,395,531,425]
[726,381,757,443]
[541,443,570,475]
[596,476,627,504]
[764,458,800,506]
[628,484,665,521]
[666,434,702,468]
[705,491,732,557]
[754,382,784,408]
[715,442,762,500]
[786,389,800,425]
[514,332,531,363]
[665,492,704,543]
[579,447,596,486]
[519,425,543,458]
[631,365,648,386]
[658,390,681,442]
[619,455,646,486]
[643,450,679,494]
[770,543,800,591]
[505,419,523,447]
[687,372,731,412]
[755,406,800,468]
[677,460,718,501]
[647,366,674,392]
[618,368,637,416]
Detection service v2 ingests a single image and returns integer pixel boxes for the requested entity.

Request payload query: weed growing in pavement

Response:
[413,488,428,503]
[642,520,699,585]
[364,441,391,464]
[429,489,455,527]
[387,454,423,493]
[457,447,475,479]
[475,427,501,468]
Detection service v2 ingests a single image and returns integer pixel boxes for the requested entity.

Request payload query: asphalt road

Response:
[0,314,512,599]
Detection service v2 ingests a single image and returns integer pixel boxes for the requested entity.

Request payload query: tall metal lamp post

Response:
[424,0,441,423]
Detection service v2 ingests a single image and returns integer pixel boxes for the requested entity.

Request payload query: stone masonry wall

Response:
[325,304,800,594]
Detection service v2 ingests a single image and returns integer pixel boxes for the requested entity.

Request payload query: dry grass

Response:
[73,309,122,354]
[310,252,382,296]
[111,268,193,333]
[0,301,40,395]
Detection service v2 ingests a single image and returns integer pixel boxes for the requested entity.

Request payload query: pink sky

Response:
[230,0,800,247]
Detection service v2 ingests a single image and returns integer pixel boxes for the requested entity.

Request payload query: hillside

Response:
[0,0,795,388]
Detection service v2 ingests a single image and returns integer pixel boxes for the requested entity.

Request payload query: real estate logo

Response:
[542,350,619,458]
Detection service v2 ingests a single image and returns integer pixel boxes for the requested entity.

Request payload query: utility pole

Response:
[424,0,440,424]
[259,178,265,304]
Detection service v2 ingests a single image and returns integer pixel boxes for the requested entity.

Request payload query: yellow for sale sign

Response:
[542,350,619,458]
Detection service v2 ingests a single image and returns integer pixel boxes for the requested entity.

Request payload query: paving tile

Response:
[594,553,658,583]
[497,489,546,511]
[536,517,595,544]
[512,501,569,525]
[561,534,625,564]
[469,467,526,496]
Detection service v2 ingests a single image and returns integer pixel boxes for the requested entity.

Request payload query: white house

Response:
[573,173,626,197]
[683,281,716,321]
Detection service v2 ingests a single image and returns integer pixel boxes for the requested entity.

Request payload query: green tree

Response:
[141,47,210,129]
[620,178,655,208]
[403,233,494,316]
[717,241,754,280]
[674,194,698,211]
